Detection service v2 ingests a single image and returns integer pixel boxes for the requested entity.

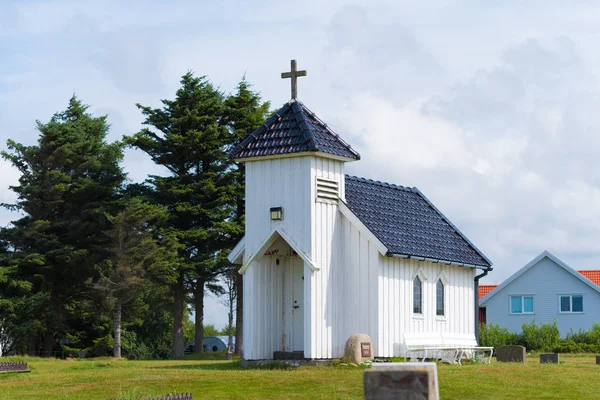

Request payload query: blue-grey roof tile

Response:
[345,175,491,268]
[231,101,360,160]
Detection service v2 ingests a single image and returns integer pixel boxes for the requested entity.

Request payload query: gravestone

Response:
[364,362,439,400]
[496,345,526,363]
[540,353,559,364]
[596,356,600,365]
[344,333,374,364]
[0,362,30,374]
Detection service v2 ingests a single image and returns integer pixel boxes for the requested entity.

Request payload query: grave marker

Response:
[540,353,559,364]
[364,362,439,400]
[496,345,526,363]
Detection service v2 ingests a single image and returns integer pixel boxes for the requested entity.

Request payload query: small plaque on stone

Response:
[361,342,372,358]
[496,345,526,363]
[540,353,559,364]
[344,333,374,364]
[364,362,439,400]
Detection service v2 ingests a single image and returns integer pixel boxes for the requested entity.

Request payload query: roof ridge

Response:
[231,101,360,160]
[298,102,360,159]
[345,174,414,192]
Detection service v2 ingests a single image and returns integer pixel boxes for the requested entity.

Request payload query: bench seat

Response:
[403,333,493,365]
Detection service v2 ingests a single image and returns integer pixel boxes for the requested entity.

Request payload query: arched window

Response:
[413,276,422,314]
[436,279,445,316]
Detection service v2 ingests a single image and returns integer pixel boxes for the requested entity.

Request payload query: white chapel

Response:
[228,61,492,360]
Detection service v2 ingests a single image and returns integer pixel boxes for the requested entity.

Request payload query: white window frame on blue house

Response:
[509,295,534,314]
[558,294,584,313]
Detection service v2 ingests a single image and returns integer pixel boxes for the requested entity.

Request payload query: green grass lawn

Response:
[1,353,599,399]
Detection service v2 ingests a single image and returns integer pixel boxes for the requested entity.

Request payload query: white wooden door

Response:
[291,258,304,351]
[282,257,304,352]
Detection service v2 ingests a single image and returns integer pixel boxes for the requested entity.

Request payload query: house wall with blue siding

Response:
[484,256,600,336]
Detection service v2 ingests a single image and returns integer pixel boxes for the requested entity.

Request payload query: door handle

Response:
[294,306,300,309]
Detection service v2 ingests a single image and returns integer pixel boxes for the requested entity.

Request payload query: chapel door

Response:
[282,257,304,352]
[291,258,304,351]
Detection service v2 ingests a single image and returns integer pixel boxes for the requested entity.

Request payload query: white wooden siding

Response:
[242,154,478,360]
[377,257,476,357]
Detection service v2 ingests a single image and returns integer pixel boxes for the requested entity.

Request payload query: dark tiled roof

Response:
[345,176,492,268]
[231,100,360,160]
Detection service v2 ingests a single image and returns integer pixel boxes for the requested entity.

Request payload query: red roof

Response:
[578,270,600,287]
[479,285,497,300]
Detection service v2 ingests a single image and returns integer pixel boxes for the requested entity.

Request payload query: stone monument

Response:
[496,345,526,363]
[344,333,374,364]
[364,362,439,400]
[540,353,559,364]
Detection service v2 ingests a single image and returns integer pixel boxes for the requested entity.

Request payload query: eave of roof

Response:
[480,251,600,305]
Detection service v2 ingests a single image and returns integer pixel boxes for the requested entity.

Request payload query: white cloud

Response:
[1,0,600,323]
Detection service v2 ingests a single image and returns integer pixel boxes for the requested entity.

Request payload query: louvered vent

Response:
[316,178,339,203]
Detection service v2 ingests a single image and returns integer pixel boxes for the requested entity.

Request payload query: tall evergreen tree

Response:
[90,198,178,357]
[0,96,126,356]
[222,79,270,356]
[125,72,237,358]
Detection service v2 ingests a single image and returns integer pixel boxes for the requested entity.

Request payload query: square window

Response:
[523,297,534,313]
[572,296,583,312]
[511,296,522,313]
[560,296,571,312]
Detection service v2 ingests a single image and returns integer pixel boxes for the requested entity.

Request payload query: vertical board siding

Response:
[243,155,478,360]
[377,257,476,357]
[243,157,312,360]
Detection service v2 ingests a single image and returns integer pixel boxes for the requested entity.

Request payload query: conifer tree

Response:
[90,198,178,357]
[0,96,125,356]
[126,73,238,358]
[222,79,270,355]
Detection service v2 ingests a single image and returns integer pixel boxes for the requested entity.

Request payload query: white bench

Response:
[403,333,493,365]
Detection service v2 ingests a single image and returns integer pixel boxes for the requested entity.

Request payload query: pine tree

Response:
[90,198,178,357]
[126,72,238,358]
[0,96,126,356]
[222,79,270,356]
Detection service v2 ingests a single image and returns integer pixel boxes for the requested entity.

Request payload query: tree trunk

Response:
[41,294,59,358]
[41,325,55,358]
[194,278,205,353]
[171,269,185,359]
[114,300,122,358]
[234,272,243,356]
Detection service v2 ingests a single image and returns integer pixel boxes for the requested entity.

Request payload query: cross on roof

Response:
[281,59,307,100]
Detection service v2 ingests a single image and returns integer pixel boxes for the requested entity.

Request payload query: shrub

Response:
[479,323,515,348]
[520,320,560,351]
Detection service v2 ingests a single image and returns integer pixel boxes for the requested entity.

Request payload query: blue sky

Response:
[2,0,600,329]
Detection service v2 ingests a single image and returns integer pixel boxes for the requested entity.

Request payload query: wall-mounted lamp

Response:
[270,207,283,220]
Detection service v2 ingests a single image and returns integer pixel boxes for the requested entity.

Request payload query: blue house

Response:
[480,251,600,336]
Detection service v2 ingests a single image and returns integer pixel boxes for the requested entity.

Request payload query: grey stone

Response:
[496,345,526,363]
[364,362,439,400]
[596,356,600,365]
[344,333,374,364]
[540,353,559,364]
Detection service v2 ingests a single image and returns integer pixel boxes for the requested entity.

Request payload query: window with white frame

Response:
[510,295,534,314]
[436,279,444,316]
[559,295,583,313]
[413,276,422,314]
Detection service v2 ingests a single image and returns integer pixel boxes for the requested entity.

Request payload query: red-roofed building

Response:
[478,285,497,325]
[578,270,600,287]
[480,252,600,337]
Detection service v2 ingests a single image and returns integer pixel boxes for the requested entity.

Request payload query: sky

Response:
[2,0,600,329]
